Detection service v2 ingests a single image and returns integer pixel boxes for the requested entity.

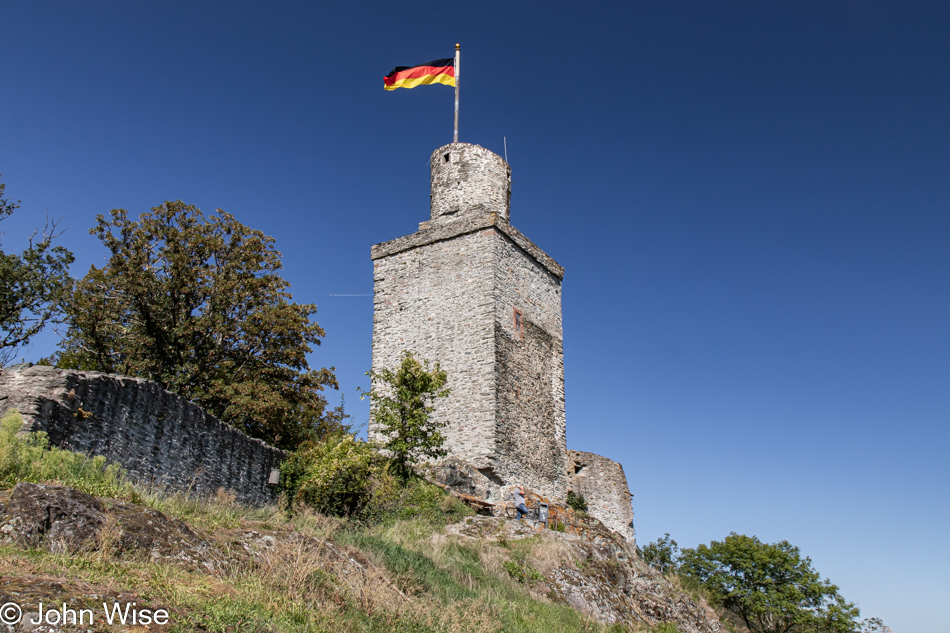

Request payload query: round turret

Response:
[430,143,511,222]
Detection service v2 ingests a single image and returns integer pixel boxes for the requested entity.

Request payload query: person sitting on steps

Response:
[512,485,528,521]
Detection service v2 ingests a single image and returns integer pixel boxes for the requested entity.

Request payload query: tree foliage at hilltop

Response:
[56,201,343,449]
[0,176,74,367]
[641,532,679,575]
[678,533,860,633]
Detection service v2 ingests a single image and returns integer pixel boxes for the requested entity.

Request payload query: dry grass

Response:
[0,418,638,633]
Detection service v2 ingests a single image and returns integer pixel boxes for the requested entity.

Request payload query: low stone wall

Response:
[0,364,284,505]
[568,450,635,545]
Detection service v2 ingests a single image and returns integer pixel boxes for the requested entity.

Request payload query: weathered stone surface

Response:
[371,229,498,471]
[0,484,220,572]
[444,515,722,633]
[0,575,136,633]
[371,209,564,280]
[422,457,500,502]
[0,364,285,505]
[569,450,636,545]
[370,143,568,500]
[100,499,219,571]
[430,142,511,223]
[1,484,106,552]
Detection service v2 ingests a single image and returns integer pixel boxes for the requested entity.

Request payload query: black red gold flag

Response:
[384,58,455,91]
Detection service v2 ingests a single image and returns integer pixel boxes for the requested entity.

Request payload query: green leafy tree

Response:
[641,533,680,574]
[359,350,450,480]
[859,617,891,633]
[56,201,343,449]
[679,533,860,633]
[0,176,75,367]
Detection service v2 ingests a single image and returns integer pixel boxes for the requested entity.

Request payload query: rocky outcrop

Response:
[445,515,722,633]
[0,483,106,553]
[0,483,219,571]
[0,484,409,631]
[422,457,503,503]
[0,364,284,505]
[0,482,720,633]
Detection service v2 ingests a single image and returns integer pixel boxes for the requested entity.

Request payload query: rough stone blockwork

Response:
[429,142,511,222]
[370,142,638,540]
[493,217,566,498]
[0,364,285,505]
[370,231,497,467]
[370,142,568,500]
[569,450,635,545]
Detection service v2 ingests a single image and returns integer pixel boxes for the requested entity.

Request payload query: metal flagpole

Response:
[453,43,460,143]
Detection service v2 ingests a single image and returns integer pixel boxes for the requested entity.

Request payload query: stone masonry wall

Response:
[492,228,567,499]
[370,230,498,467]
[430,143,511,223]
[569,450,635,544]
[371,142,567,501]
[0,364,285,505]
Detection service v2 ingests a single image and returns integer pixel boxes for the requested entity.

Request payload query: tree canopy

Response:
[641,533,680,575]
[57,201,343,449]
[0,176,74,367]
[359,350,450,480]
[678,533,860,633]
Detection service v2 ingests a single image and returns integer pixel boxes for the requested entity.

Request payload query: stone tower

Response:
[370,142,567,500]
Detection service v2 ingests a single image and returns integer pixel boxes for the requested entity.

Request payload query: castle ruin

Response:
[0,141,636,543]
[370,143,567,499]
[370,143,634,542]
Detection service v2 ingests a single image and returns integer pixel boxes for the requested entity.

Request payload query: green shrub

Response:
[566,490,588,513]
[503,559,545,584]
[387,477,472,526]
[281,434,473,528]
[280,434,396,518]
[0,410,136,499]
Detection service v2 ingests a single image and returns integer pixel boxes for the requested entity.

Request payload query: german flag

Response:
[384,58,455,91]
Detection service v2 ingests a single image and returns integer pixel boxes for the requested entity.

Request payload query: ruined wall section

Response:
[569,450,635,544]
[0,365,284,505]
[493,230,567,500]
[369,230,497,466]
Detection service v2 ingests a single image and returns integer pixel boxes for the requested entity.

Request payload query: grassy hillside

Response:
[0,410,650,633]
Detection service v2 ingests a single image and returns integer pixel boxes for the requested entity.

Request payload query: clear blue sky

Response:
[2,2,947,630]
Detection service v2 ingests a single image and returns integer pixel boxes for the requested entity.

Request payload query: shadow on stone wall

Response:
[0,364,284,505]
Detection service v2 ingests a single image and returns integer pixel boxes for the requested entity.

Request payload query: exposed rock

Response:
[0,481,720,633]
[445,516,722,633]
[423,457,502,503]
[0,484,219,571]
[99,499,220,572]
[0,484,106,552]
[0,576,153,633]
